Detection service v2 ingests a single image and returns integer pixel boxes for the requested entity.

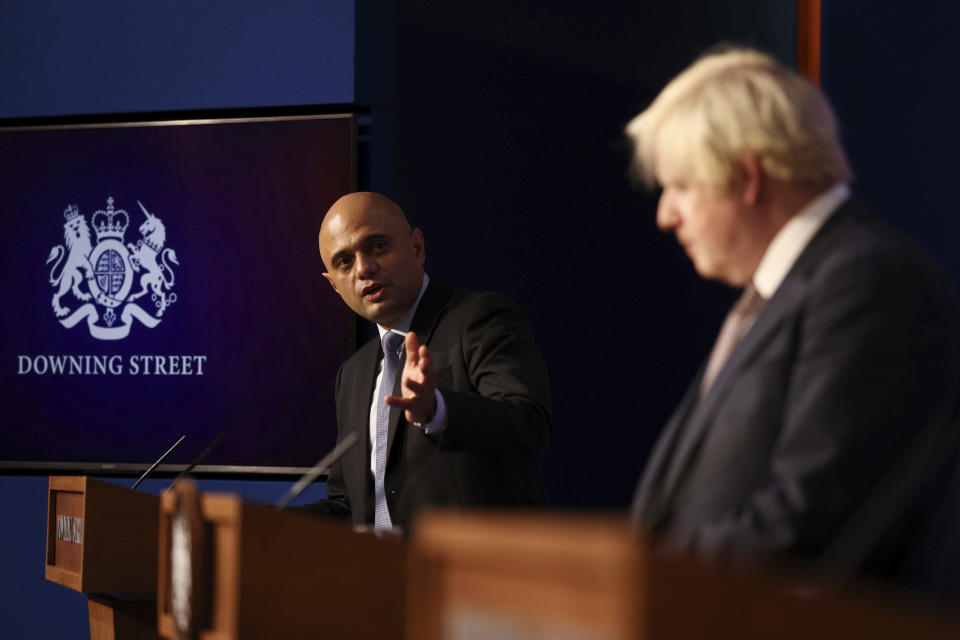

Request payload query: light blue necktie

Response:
[374,331,403,530]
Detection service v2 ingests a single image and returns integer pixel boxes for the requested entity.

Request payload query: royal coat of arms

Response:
[47,197,180,340]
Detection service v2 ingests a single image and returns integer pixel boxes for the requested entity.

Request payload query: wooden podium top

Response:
[408,510,960,640]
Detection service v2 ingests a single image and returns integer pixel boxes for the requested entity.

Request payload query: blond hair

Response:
[626,48,852,189]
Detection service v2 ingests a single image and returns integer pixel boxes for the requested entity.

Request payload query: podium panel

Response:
[409,513,647,639]
[408,511,960,640]
[158,482,405,639]
[45,476,159,594]
[44,476,161,640]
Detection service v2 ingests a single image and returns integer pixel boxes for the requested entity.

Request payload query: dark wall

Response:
[391,1,795,506]
[822,2,960,287]
[0,1,356,117]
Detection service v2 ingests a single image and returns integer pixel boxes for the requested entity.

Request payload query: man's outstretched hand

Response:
[385,331,437,425]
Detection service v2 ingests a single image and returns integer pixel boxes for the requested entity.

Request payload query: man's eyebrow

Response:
[330,248,352,265]
[362,233,389,246]
[329,233,389,265]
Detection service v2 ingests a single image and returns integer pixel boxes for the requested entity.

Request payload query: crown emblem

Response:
[63,204,80,221]
[92,197,129,241]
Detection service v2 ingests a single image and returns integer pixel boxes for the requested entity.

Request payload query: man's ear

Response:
[321,272,340,295]
[410,228,426,265]
[740,154,763,206]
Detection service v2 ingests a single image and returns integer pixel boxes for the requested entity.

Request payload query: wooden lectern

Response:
[408,511,960,639]
[157,481,406,639]
[45,476,160,640]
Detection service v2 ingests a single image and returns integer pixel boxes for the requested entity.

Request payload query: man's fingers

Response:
[418,345,432,372]
[384,395,415,409]
[406,331,420,350]
[403,361,427,385]
[406,346,419,368]
[404,378,428,395]
[405,332,421,367]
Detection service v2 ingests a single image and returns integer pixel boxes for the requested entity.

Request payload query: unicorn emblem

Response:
[127,201,179,317]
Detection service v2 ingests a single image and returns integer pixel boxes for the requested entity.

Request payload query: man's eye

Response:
[373,240,387,251]
[337,257,353,269]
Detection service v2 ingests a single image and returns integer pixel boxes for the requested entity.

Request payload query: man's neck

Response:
[377,273,430,337]
[765,179,833,231]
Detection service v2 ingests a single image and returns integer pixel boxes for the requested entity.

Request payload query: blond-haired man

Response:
[628,48,960,587]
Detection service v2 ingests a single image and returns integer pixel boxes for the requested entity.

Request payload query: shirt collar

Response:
[752,183,851,299]
[377,273,430,341]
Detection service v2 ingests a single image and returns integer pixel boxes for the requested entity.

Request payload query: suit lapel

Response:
[653,202,858,509]
[385,281,454,463]
[408,281,454,345]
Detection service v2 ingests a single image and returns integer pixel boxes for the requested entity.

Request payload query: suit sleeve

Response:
[679,245,960,561]
[288,363,352,519]
[433,292,552,457]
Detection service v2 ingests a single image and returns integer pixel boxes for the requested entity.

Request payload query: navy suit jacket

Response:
[301,281,552,530]
[631,197,960,585]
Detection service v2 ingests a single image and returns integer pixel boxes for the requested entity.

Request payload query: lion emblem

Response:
[47,205,94,318]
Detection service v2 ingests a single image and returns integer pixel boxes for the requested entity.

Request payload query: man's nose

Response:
[656,190,677,231]
[356,253,378,277]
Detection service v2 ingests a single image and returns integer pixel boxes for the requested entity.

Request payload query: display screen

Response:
[0,114,356,475]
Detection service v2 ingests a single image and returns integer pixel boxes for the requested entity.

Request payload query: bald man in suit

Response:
[300,192,551,531]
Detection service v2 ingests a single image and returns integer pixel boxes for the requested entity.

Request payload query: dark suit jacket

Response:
[631,197,960,584]
[302,281,552,530]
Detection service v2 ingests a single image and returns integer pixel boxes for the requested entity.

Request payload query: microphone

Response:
[131,435,186,490]
[275,432,359,509]
[169,430,228,489]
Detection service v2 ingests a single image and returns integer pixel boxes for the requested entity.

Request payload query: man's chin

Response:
[691,258,715,280]
[364,304,403,329]
[357,289,418,328]
[694,263,747,288]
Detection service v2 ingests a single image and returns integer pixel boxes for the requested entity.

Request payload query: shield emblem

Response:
[87,239,133,309]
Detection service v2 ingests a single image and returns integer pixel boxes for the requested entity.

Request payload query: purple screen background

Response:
[0,115,355,470]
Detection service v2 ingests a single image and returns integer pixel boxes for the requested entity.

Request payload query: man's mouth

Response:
[361,283,386,301]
